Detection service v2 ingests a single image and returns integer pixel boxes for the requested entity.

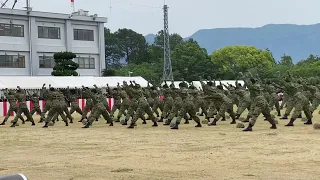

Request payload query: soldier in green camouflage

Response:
[121,81,140,125]
[67,87,83,116]
[115,82,130,122]
[264,80,281,117]
[240,72,277,131]
[0,89,25,125]
[42,87,69,128]
[206,88,236,126]
[170,88,202,129]
[11,86,35,127]
[109,84,124,120]
[82,87,113,128]
[29,91,42,116]
[158,81,174,122]
[127,83,158,128]
[151,84,162,118]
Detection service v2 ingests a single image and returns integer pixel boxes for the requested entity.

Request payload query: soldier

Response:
[115,82,130,122]
[240,72,277,131]
[82,87,113,128]
[39,84,52,123]
[29,91,42,116]
[127,83,158,128]
[151,84,163,118]
[207,88,237,126]
[109,84,123,119]
[264,79,281,117]
[11,86,35,127]
[79,97,93,122]
[158,81,174,122]
[121,81,140,125]
[67,87,83,116]
[274,72,312,126]
[42,87,69,128]
[170,88,202,129]
[0,89,25,125]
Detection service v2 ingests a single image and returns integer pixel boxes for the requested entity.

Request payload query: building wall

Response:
[0,9,106,76]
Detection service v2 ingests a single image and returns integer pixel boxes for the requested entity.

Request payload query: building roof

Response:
[0,8,107,23]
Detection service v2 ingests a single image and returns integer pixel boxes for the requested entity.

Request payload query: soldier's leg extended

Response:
[209,103,229,126]
[0,108,14,125]
[164,105,180,125]
[310,98,320,114]
[83,110,100,128]
[116,103,128,122]
[285,101,303,126]
[186,105,201,127]
[235,101,248,119]
[281,98,294,119]
[101,110,113,126]
[63,107,73,123]
[171,108,187,129]
[79,106,90,122]
[159,102,171,122]
[122,103,136,125]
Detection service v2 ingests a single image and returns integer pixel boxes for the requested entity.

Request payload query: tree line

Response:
[103,28,320,83]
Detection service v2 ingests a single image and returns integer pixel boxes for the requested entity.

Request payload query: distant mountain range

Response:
[145,24,320,63]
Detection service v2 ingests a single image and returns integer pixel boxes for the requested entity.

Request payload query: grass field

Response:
[0,110,320,180]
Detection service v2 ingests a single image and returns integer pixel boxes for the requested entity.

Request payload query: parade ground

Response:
[0,111,320,180]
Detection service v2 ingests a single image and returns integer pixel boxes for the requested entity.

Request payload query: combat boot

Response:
[195,123,202,127]
[127,123,135,129]
[280,114,289,120]
[121,119,128,125]
[208,119,218,126]
[22,120,25,124]
[109,122,114,126]
[31,121,35,126]
[78,118,84,123]
[270,124,277,129]
[152,122,158,127]
[42,122,49,128]
[243,124,253,131]
[82,122,90,128]
[242,116,250,122]
[10,122,17,128]
[304,119,312,125]
[65,121,69,126]
[230,119,236,124]
[0,121,5,125]
[115,117,120,122]
[171,122,180,130]
[163,119,172,126]
[184,120,190,124]
[158,117,164,122]
[285,118,295,126]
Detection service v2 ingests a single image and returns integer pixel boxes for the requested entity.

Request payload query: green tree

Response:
[115,62,162,81]
[51,52,79,76]
[154,30,184,51]
[105,28,123,68]
[171,39,219,81]
[114,28,149,64]
[211,45,275,79]
[278,54,294,66]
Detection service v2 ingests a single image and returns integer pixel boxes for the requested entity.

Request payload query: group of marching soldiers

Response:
[0,70,319,131]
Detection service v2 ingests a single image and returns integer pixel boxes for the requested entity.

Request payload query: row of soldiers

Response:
[0,71,318,131]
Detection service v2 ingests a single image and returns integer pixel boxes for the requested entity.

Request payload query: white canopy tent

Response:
[0,76,149,89]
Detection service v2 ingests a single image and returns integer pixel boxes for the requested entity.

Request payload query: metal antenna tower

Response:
[162,4,173,81]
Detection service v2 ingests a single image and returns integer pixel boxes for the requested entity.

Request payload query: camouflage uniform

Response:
[79,98,93,122]
[0,89,25,125]
[235,87,251,119]
[171,89,202,129]
[110,88,122,117]
[207,90,236,126]
[151,87,162,117]
[158,86,174,122]
[68,89,83,116]
[164,88,189,125]
[116,87,130,121]
[128,89,158,128]
[82,88,113,128]
[122,83,140,125]
[42,89,69,128]
[11,88,35,127]
[264,82,281,116]
[30,93,42,116]
[242,74,277,131]
[307,85,320,113]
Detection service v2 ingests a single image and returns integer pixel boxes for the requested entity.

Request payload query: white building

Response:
[0,8,107,76]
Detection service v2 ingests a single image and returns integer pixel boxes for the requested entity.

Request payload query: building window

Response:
[38,26,60,39]
[73,29,94,41]
[0,23,24,37]
[39,56,55,68]
[0,55,25,68]
[73,57,95,69]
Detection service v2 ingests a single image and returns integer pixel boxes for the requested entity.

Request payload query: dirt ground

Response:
[1,110,320,180]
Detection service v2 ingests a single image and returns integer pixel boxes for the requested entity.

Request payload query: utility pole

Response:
[162,4,173,81]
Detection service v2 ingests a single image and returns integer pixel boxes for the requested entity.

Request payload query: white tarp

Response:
[0,76,149,89]
[94,76,149,88]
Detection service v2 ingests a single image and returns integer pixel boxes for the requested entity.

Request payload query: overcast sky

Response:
[7,0,320,37]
